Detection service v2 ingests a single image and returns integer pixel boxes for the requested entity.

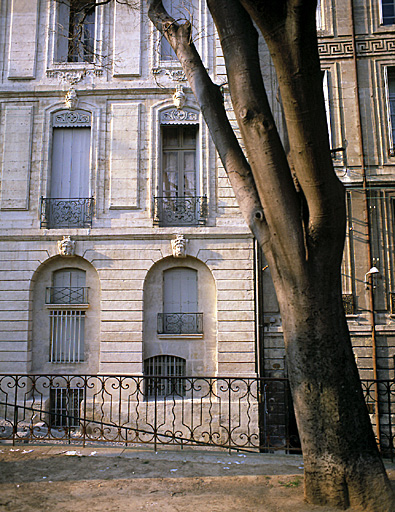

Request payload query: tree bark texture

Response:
[147,0,395,509]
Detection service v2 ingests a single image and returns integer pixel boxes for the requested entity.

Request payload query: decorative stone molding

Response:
[46,68,103,82]
[65,87,78,110]
[173,85,186,110]
[318,37,395,59]
[318,40,353,58]
[171,234,187,258]
[152,67,187,81]
[57,236,76,257]
[160,108,198,124]
[356,37,395,56]
[53,110,91,128]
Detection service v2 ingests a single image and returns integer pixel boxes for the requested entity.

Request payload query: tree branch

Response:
[147,0,269,244]
[240,0,346,264]
[208,0,307,274]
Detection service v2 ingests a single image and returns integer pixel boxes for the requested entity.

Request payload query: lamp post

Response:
[365,266,381,448]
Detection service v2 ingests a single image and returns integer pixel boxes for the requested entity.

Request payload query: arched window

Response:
[158,267,203,334]
[144,355,186,398]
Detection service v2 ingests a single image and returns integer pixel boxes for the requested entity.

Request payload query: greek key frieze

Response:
[356,38,395,55]
[318,37,395,59]
[318,41,353,58]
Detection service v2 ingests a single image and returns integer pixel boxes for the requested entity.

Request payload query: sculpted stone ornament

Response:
[171,234,187,258]
[65,87,78,110]
[173,85,186,110]
[58,236,76,257]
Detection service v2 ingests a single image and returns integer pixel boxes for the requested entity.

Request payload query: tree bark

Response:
[147,0,395,509]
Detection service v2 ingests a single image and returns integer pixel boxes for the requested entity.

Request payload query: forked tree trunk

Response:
[147,0,395,509]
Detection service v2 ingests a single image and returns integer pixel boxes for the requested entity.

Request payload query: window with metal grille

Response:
[49,309,85,363]
[144,355,186,399]
[57,0,96,63]
[50,388,84,427]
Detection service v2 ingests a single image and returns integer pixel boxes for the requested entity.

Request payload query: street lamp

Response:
[364,266,380,289]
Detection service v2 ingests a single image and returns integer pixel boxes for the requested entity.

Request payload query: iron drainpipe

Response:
[349,0,381,446]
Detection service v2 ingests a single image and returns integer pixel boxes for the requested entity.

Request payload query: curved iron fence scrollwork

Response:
[153,196,207,226]
[40,197,94,229]
[0,375,393,459]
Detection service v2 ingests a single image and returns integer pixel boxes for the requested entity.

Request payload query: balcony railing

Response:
[157,313,203,334]
[153,196,208,226]
[46,287,89,305]
[40,197,94,229]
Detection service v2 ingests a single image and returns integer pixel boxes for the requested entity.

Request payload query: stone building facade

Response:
[0,0,256,381]
[0,0,394,396]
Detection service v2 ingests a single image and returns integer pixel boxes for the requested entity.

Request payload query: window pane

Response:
[51,127,91,199]
[162,152,178,195]
[161,126,197,196]
[160,0,178,61]
[183,152,196,196]
[382,0,395,25]
[163,126,179,148]
[67,0,95,62]
[388,70,395,149]
[183,126,197,147]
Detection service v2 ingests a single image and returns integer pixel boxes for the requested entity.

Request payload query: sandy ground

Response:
[0,444,394,512]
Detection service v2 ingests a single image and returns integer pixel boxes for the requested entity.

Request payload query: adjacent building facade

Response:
[0,0,394,440]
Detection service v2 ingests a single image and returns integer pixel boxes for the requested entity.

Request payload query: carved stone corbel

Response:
[171,234,187,258]
[58,236,76,257]
[173,85,186,110]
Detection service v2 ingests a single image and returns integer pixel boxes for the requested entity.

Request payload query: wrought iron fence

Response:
[0,375,393,458]
[40,197,94,229]
[157,313,203,334]
[153,196,208,226]
[46,287,89,305]
[0,375,297,452]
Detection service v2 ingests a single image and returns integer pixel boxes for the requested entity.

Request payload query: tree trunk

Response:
[147,0,395,509]
[276,274,394,510]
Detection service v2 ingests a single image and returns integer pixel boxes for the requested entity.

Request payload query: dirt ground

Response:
[0,444,394,512]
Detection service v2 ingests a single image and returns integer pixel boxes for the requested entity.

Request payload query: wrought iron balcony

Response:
[46,287,89,305]
[40,197,94,229]
[157,313,203,335]
[153,196,208,226]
